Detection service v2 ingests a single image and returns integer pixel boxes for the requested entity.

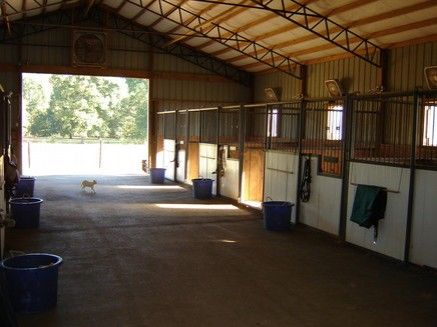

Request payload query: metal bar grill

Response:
[244,105,268,149]
[302,98,344,176]
[350,93,415,167]
[269,101,301,153]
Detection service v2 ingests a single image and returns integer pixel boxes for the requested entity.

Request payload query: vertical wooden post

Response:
[238,104,245,202]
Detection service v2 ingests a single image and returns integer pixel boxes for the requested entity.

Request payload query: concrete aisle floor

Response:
[5,175,437,327]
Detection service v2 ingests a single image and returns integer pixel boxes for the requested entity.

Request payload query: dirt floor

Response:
[4,174,437,327]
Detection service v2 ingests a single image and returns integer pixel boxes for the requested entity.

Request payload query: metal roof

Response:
[1,0,436,77]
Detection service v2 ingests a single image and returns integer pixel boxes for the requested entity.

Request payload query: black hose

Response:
[300,156,311,203]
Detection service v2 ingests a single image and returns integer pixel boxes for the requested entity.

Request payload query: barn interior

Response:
[1,0,437,326]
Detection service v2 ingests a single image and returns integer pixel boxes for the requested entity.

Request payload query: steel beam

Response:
[194,0,382,67]
[0,6,252,86]
[123,0,303,79]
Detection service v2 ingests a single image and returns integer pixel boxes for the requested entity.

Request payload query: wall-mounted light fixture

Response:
[324,79,343,97]
[264,87,281,102]
[424,66,437,90]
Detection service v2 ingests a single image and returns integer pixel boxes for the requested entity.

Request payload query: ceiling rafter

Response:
[122,0,303,79]
[208,0,380,60]
[163,2,219,37]
[115,0,130,13]
[130,0,157,21]
[0,0,78,21]
[244,0,437,58]
[84,0,97,17]
[247,0,382,67]
[192,0,317,52]
[245,16,437,71]
[148,0,189,29]
[0,5,252,86]
[1,1,11,34]
[42,0,48,15]
[22,0,27,18]
[166,0,250,46]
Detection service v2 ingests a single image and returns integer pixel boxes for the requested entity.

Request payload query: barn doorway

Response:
[21,73,149,175]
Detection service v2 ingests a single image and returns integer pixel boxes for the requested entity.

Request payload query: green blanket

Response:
[350,184,387,228]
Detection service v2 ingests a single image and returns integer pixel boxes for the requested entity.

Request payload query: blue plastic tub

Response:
[192,178,213,199]
[9,198,43,229]
[262,201,294,231]
[14,176,35,197]
[150,168,166,184]
[1,253,63,313]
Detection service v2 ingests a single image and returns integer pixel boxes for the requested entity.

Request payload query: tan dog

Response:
[81,180,97,193]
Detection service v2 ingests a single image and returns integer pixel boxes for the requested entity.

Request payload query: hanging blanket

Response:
[350,184,387,228]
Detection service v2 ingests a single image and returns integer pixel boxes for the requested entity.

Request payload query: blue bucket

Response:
[150,168,166,184]
[1,253,63,313]
[262,201,294,231]
[9,198,43,229]
[14,176,35,197]
[192,178,213,199]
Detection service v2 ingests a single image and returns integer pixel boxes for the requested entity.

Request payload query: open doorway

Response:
[21,73,149,175]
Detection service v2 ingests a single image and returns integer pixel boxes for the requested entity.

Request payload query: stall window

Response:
[423,102,437,146]
[267,108,279,137]
[326,105,343,140]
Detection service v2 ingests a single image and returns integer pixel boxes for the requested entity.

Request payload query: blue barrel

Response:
[262,201,294,231]
[9,198,43,229]
[1,254,63,313]
[192,178,213,199]
[150,168,166,184]
[14,176,35,197]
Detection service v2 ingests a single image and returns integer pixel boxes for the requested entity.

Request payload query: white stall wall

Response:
[410,169,437,269]
[264,151,299,223]
[220,156,239,200]
[163,139,175,181]
[299,157,341,235]
[346,162,410,260]
[199,143,217,195]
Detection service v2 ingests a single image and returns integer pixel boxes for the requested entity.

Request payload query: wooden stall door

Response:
[187,142,199,183]
[242,148,265,206]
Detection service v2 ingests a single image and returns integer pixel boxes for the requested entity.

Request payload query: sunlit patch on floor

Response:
[117,185,184,190]
[218,239,237,243]
[155,204,239,210]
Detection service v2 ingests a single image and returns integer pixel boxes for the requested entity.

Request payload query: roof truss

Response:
[194,0,383,67]
[0,5,253,86]
[123,0,304,79]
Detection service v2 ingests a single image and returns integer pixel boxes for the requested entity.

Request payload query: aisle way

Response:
[6,175,437,327]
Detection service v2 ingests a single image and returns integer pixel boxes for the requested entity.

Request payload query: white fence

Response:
[22,141,147,175]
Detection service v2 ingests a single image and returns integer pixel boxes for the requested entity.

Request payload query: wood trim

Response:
[0,63,234,83]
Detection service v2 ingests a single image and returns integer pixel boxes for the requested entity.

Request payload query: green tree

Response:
[43,75,120,138]
[25,75,148,140]
[23,78,47,136]
[119,79,148,140]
